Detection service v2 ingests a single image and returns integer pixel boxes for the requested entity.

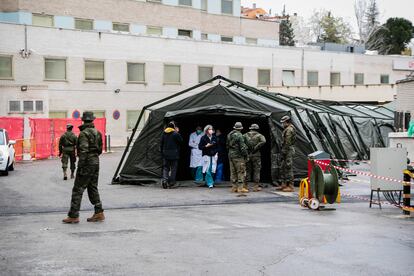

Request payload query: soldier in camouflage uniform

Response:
[59,124,77,180]
[63,111,104,224]
[277,115,296,192]
[244,124,266,192]
[227,122,249,193]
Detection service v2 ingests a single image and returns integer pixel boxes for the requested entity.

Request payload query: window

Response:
[90,111,105,118]
[147,0,161,2]
[35,101,43,112]
[179,0,192,6]
[380,74,389,84]
[282,70,295,86]
[75,18,93,30]
[113,22,129,32]
[9,101,20,112]
[0,131,4,145]
[330,72,341,86]
[198,66,213,83]
[127,110,146,130]
[307,71,318,86]
[354,73,364,85]
[221,36,233,42]
[45,58,66,80]
[23,101,34,112]
[0,55,12,79]
[246,38,257,45]
[164,65,181,84]
[32,14,53,27]
[222,0,233,14]
[229,67,243,82]
[127,63,145,83]
[178,29,192,38]
[147,26,162,35]
[258,69,271,86]
[201,0,207,11]
[201,33,208,40]
[49,111,67,118]
[85,60,104,81]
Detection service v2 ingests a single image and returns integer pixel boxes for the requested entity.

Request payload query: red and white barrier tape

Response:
[329,159,371,164]
[314,160,412,185]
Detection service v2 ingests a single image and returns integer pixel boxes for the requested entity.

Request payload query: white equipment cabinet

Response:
[370,147,407,191]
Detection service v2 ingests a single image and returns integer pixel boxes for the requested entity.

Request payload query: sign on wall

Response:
[393,59,414,71]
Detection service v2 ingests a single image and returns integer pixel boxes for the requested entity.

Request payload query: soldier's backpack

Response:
[83,128,103,155]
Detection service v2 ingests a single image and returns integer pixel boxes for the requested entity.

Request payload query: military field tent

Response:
[113,76,394,185]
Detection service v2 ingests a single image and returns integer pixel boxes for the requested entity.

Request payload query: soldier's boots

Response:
[282,183,294,192]
[253,183,262,192]
[237,186,249,193]
[231,184,238,193]
[243,183,249,192]
[70,171,75,179]
[276,183,287,191]
[62,217,79,224]
[63,169,68,180]
[87,212,105,222]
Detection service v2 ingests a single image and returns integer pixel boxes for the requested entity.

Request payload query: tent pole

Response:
[112,75,223,183]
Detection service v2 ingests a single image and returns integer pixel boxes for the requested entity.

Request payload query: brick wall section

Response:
[396,80,414,114]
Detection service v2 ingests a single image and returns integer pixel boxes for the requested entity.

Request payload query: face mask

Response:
[196,130,202,135]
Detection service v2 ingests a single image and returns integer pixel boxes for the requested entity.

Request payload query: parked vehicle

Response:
[0,129,16,176]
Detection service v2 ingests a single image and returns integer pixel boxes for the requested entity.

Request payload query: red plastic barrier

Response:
[51,118,106,156]
[30,118,53,159]
[0,117,24,140]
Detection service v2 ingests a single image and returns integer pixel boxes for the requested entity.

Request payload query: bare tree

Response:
[354,0,368,43]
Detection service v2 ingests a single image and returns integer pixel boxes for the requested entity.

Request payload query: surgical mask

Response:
[196,130,202,135]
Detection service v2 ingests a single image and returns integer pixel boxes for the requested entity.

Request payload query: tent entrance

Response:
[165,113,273,183]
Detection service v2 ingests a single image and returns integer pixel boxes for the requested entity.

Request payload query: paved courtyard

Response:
[0,150,413,276]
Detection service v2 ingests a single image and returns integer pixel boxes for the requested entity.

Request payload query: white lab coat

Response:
[202,154,218,174]
[188,132,203,168]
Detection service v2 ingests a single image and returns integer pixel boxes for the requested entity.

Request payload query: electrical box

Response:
[370,147,407,191]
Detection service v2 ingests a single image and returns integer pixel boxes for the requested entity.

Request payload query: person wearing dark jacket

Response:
[215,129,226,183]
[198,125,218,188]
[160,121,183,189]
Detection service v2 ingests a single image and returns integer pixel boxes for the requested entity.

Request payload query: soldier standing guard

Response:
[244,124,266,192]
[227,122,249,193]
[59,124,77,180]
[277,115,296,192]
[62,111,104,224]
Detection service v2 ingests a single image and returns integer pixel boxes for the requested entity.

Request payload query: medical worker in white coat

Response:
[189,126,203,182]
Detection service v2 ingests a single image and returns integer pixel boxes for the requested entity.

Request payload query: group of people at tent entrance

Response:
[114,76,395,187]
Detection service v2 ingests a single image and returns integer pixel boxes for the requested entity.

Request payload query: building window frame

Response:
[147,26,163,36]
[200,0,208,11]
[354,73,364,85]
[229,67,243,82]
[307,71,319,86]
[178,29,193,38]
[44,57,67,81]
[84,59,105,82]
[75,18,94,30]
[257,69,271,87]
[221,0,233,15]
[198,65,213,83]
[0,54,13,80]
[49,111,68,118]
[9,100,44,113]
[221,36,233,43]
[32,13,54,27]
[8,100,21,113]
[330,72,341,86]
[163,64,181,85]
[282,70,296,86]
[127,62,146,84]
[380,74,390,84]
[113,22,130,32]
[178,0,192,7]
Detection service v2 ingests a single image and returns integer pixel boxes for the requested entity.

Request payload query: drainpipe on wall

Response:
[301,49,305,86]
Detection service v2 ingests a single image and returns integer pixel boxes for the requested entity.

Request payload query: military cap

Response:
[280,115,291,123]
[249,124,260,130]
[233,122,243,130]
[81,111,96,122]
[66,124,74,129]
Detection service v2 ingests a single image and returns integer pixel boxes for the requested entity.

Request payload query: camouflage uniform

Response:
[280,124,296,184]
[227,126,249,192]
[67,121,103,218]
[59,130,77,172]
[244,130,266,183]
